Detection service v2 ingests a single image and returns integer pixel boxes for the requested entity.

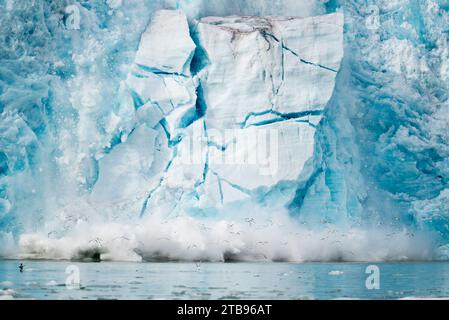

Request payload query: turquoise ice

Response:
[0,0,448,262]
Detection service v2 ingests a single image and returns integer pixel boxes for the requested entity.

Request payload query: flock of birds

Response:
[39,214,417,267]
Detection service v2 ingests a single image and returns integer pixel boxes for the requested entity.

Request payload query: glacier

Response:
[0,0,448,262]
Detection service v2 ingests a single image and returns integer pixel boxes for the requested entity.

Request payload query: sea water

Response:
[1,261,449,300]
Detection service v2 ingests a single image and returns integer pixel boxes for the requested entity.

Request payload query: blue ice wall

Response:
[290,0,449,251]
[0,0,326,237]
[1,0,448,259]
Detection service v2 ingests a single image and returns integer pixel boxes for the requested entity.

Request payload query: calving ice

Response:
[0,0,448,264]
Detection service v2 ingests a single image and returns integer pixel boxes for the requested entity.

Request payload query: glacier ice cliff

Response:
[0,0,448,262]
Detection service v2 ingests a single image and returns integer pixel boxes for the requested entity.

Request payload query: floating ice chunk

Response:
[134,10,196,75]
[46,280,58,286]
[0,289,15,300]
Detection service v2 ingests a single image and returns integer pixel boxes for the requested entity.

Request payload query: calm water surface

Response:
[1,260,449,300]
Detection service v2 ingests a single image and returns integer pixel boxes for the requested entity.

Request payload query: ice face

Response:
[1,0,448,262]
[129,11,343,214]
[134,10,196,75]
[194,14,343,193]
[196,14,343,123]
[289,1,449,259]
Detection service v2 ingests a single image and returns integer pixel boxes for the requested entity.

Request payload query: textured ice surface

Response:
[117,10,343,221]
[134,10,196,75]
[0,0,448,262]
[195,13,343,193]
